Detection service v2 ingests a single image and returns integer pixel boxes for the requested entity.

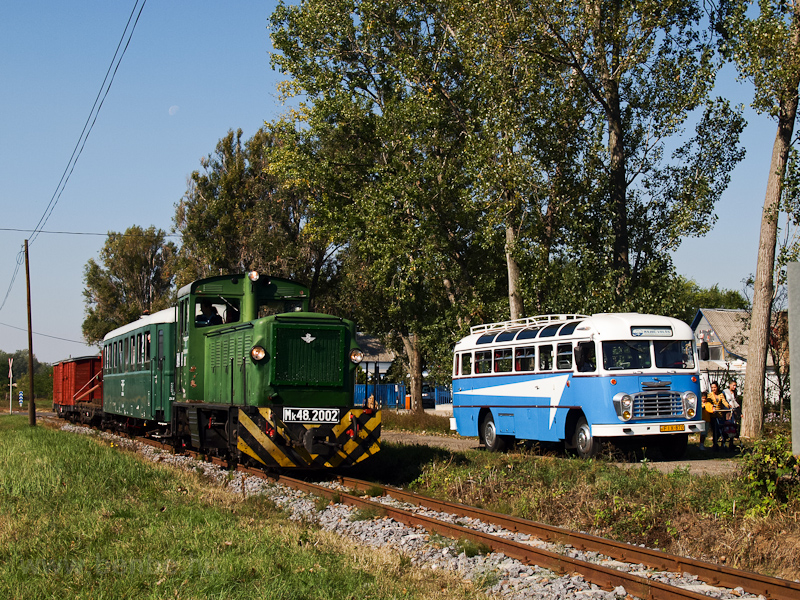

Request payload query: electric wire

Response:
[0,321,87,345]
[29,0,148,246]
[0,0,148,320]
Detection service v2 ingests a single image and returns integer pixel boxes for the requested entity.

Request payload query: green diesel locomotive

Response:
[100,272,380,468]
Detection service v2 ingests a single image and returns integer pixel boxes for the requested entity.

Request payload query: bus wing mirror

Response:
[699,341,709,361]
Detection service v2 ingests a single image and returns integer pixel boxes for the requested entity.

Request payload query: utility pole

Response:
[25,240,36,427]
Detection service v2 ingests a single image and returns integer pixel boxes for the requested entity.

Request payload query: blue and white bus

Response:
[451,313,705,459]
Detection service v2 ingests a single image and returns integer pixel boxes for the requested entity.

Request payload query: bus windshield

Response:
[602,341,651,370]
[654,340,695,369]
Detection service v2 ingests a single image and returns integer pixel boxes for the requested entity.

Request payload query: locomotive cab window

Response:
[258,299,304,317]
[195,297,240,327]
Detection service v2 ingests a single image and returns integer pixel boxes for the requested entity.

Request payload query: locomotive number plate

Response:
[660,424,685,432]
[283,407,340,423]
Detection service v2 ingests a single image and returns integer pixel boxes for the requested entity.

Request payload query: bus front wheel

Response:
[481,413,507,452]
[573,417,600,458]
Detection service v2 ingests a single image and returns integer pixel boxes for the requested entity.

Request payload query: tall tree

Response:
[82,226,176,344]
[526,0,745,304]
[271,0,507,409]
[174,126,342,309]
[722,0,800,438]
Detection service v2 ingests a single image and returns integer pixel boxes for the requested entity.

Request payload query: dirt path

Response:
[381,430,739,477]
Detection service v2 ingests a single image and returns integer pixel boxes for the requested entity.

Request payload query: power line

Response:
[29,0,149,247]
[0,228,181,238]
[0,0,148,318]
[0,321,88,345]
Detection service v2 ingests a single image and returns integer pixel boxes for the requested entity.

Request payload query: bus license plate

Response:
[283,408,340,423]
[660,424,685,432]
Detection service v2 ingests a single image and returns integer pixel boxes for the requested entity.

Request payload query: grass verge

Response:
[0,416,476,600]
[350,435,800,581]
[382,410,452,435]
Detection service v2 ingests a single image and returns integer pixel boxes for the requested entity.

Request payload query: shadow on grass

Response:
[339,442,469,487]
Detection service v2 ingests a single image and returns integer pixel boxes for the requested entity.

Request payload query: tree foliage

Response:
[720,0,800,438]
[268,0,745,396]
[82,226,177,345]
[174,125,343,310]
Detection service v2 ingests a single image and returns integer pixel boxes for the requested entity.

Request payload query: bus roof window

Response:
[477,333,498,344]
[495,329,521,342]
[559,321,582,336]
[516,327,541,340]
[539,324,561,337]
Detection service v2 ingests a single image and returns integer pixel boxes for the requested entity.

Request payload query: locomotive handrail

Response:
[470,314,589,335]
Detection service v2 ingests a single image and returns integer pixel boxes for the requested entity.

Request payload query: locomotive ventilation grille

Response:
[274,325,344,386]
[632,391,684,419]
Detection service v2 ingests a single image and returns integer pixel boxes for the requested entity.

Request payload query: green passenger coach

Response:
[100,272,380,469]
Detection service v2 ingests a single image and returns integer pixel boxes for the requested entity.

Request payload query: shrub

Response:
[739,434,800,508]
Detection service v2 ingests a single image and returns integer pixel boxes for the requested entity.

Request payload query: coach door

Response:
[151,327,170,420]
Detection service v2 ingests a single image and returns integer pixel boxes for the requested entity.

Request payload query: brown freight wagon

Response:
[52,355,103,423]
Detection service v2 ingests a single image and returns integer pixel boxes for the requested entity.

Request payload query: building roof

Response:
[690,308,749,360]
[355,333,395,363]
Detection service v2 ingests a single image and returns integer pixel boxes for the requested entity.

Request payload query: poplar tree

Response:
[721,0,800,438]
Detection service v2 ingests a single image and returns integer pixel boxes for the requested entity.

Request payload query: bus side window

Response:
[575,341,596,372]
[557,343,573,370]
[515,347,535,372]
[494,349,512,372]
[539,345,553,371]
[475,350,491,374]
[461,353,472,376]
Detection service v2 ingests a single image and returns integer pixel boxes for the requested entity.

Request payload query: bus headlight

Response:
[349,349,364,364]
[682,391,697,417]
[251,346,266,361]
[613,393,634,421]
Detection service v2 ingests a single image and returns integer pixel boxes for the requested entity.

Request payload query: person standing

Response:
[707,381,731,451]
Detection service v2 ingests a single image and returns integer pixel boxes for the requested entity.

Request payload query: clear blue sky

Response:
[0,1,779,363]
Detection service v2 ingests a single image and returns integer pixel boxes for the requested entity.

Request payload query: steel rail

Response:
[245,470,719,600]
[333,476,799,600]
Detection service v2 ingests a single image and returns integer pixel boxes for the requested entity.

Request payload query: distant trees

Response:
[82,226,177,345]
[673,278,750,324]
[0,349,52,404]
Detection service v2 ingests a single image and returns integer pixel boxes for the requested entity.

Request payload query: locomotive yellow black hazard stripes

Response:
[236,407,381,468]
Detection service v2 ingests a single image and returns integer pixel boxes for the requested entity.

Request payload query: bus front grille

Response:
[632,391,683,419]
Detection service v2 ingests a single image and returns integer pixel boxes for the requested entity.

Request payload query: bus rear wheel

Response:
[572,417,600,458]
[481,413,507,452]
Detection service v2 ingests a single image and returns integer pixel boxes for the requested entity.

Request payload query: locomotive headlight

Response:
[251,346,266,361]
[349,349,364,364]
[248,271,260,282]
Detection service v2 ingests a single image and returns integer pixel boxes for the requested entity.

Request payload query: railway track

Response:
[243,471,798,600]
[60,422,800,600]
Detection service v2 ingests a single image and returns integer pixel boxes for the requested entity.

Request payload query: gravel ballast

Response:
[61,424,767,600]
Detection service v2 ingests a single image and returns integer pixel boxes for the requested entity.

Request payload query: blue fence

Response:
[354,384,451,409]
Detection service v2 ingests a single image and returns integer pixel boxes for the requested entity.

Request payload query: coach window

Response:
[539,345,553,371]
[460,353,472,376]
[515,347,536,372]
[475,350,492,374]
[516,327,541,341]
[556,343,573,370]
[145,333,151,363]
[575,341,597,372]
[494,348,512,373]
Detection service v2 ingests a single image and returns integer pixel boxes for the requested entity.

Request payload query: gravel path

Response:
[382,431,740,477]
[59,423,760,600]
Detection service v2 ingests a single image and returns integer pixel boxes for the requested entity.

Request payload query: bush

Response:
[739,434,800,508]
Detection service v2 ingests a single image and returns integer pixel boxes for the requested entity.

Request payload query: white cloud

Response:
[168,105,179,116]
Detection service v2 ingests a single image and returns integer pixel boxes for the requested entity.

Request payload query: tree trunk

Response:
[401,333,424,413]
[742,89,799,439]
[506,225,524,320]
